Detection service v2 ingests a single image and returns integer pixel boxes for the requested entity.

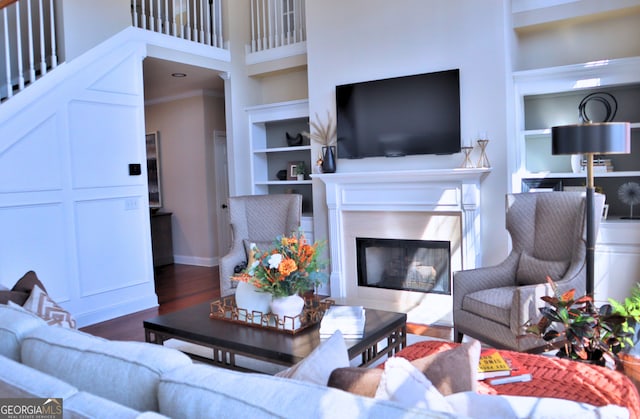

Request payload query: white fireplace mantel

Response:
[314,168,490,302]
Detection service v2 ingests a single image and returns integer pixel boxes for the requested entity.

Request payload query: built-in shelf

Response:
[246,99,314,216]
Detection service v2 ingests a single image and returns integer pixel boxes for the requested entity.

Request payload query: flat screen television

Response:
[336,69,461,159]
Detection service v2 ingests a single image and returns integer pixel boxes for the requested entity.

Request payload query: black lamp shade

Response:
[552,122,630,155]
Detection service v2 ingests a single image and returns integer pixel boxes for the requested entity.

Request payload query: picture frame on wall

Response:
[146,132,162,209]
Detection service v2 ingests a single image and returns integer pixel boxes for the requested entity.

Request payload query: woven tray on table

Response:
[393,341,640,419]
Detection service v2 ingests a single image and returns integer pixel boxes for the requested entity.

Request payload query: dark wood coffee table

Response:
[144,301,406,373]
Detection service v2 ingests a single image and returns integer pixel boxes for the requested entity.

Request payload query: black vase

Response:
[321,146,336,173]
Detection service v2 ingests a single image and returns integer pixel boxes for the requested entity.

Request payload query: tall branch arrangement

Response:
[302,111,336,146]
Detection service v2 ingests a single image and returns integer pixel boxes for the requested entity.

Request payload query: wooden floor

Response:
[80,263,451,341]
[80,264,220,342]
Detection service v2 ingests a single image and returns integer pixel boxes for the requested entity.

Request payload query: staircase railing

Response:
[131,0,225,48]
[1,0,57,101]
[249,0,306,53]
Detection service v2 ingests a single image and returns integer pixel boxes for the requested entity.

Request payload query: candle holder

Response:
[460,146,474,168]
[476,139,491,168]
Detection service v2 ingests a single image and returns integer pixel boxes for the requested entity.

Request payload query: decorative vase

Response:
[270,294,305,329]
[235,281,272,324]
[321,146,336,173]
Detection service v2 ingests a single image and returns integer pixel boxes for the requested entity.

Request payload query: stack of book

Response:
[478,349,532,385]
[319,306,366,338]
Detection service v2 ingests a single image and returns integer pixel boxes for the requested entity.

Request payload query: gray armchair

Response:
[219,194,302,297]
[453,191,605,352]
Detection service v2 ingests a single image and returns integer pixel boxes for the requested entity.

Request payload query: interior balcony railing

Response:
[249,0,306,54]
[1,0,57,102]
[131,0,225,49]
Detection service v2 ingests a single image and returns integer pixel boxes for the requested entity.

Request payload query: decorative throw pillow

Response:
[21,284,77,329]
[275,330,350,385]
[516,252,570,286]
[0,271,47,306]
[327,367,383,397]
[374,356,454,413]
[329,339,481,397]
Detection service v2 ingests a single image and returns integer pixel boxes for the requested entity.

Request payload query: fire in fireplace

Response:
[356,237,451,295]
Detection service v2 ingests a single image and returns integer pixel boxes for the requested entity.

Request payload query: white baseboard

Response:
[75,295,159,328]
[173,255,219,267]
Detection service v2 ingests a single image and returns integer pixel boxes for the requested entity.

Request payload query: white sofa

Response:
[0,304,630,419]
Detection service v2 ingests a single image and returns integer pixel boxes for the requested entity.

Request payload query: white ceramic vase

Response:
[270,294,305,329]
[234,281,272,324]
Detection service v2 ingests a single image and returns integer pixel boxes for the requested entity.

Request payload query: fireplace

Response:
[356,238,451,295]
[315,168,489,326]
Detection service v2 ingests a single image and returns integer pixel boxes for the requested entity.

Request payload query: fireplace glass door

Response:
[356,237,451,295]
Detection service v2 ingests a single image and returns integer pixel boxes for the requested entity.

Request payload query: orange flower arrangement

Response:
[232,230,328,297]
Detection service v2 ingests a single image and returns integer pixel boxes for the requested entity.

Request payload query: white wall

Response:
[145,92,226,266]
[305,0,512,266]
[0,30,157,326]
[58,0,131,61]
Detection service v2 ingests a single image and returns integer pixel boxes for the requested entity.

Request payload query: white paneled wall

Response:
[0,31,156,326]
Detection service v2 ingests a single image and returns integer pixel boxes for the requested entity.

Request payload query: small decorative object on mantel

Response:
[276,169,287,181]
[231,230,328,328]
[460,145,474,168]
[476,134,491,168]
[303,110,337,173]
[618,182,640,219]
[286,132,303,147]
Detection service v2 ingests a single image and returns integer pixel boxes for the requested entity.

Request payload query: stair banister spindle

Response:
[192,0,197,42]
[216,0,222,47]
[185,0,190,40]
[132,0,138,26]
[198,0,204,43]
[255,0,262,50]
[148,0,154,31]
[292,0,298,43]
[15,2,24,90]
[2,7,12,98]
[141,0,146,29]
[37,0,46,75]
[49,0,56,67]
[209,0,219,47]
[25,0,35,84]
[164,0,170,35]
[171,0,177,36]
[266,0,272,49]
[297,0,304,42]
[250,0,255,51]
[180,0,184,38]
[261,0,267,50]
[273,0,279,48]
[157,0,162,34]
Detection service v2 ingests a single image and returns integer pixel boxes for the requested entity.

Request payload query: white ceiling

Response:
[142,57,225,102]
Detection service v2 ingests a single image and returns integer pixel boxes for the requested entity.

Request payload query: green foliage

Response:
[525,277,630,367]
[609,283,640,349]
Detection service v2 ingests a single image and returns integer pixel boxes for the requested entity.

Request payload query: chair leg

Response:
[453,329,464,343]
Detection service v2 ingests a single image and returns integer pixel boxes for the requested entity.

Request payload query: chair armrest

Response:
[510,260,585,335]
[453,252,520,311]
[219,245,247,297]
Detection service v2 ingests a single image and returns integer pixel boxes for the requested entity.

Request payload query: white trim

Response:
[173,255,218,267]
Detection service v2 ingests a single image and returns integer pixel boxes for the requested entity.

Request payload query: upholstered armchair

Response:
[219,194,302,297]
[453,192,605,352]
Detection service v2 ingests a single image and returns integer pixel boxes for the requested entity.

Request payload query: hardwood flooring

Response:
[80,263,451,341]
[80,264,220,342]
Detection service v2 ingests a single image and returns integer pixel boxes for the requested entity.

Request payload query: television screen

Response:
[336,69,461,159]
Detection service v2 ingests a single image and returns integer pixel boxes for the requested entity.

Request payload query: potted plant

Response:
[609,283,640,388]
[525,276,630,368]
[296,162,306,181]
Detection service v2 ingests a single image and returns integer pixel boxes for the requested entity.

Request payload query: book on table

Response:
[319,306,365,338]
[477,349,511,379]
[488,352,532,385]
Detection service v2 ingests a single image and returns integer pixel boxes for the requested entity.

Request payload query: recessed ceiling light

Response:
[171,72,187,78]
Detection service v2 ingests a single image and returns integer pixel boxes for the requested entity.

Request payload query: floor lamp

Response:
[551,122,630,295]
